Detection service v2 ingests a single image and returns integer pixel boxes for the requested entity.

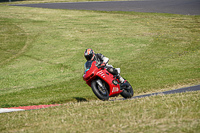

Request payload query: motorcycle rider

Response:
[84,48,125,83]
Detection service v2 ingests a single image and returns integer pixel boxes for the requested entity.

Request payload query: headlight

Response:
[112,80,118,85]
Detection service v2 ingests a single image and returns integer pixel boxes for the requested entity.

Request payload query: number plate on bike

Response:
[112,87,119,92]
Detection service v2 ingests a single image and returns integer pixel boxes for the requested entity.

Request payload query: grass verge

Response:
[0,91,199,132]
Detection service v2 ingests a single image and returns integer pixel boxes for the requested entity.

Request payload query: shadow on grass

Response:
[73,97,87,102]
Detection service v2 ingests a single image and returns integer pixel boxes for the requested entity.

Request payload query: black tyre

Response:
[120,81,134,98]
[91,79,109,101]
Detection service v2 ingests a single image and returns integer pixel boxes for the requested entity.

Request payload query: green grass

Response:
[0,1,200,132]
[0,4,200,107]
[0,92,199,132]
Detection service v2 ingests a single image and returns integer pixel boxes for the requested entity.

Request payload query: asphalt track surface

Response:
[127,84,200,99]
[12,0,200,15]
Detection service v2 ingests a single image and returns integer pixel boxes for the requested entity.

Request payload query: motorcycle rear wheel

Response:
[120,81,134,98]
[91,79,109,101]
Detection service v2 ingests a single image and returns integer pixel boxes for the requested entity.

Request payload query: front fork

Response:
[96,79,103,88]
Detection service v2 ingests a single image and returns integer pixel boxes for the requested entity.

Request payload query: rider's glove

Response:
[101,62,106,67]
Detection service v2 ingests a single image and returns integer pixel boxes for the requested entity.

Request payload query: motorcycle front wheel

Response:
[91,79,109,101]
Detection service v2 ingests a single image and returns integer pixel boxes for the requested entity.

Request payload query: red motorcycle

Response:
[83,61,134,101]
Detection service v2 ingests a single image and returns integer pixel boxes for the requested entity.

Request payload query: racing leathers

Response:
[90,53,125,83]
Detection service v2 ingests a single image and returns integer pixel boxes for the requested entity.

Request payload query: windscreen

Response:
[84,61,93,73]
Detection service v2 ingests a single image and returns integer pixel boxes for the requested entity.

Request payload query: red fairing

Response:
[83,61,122,97]
[83,61,98,86]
